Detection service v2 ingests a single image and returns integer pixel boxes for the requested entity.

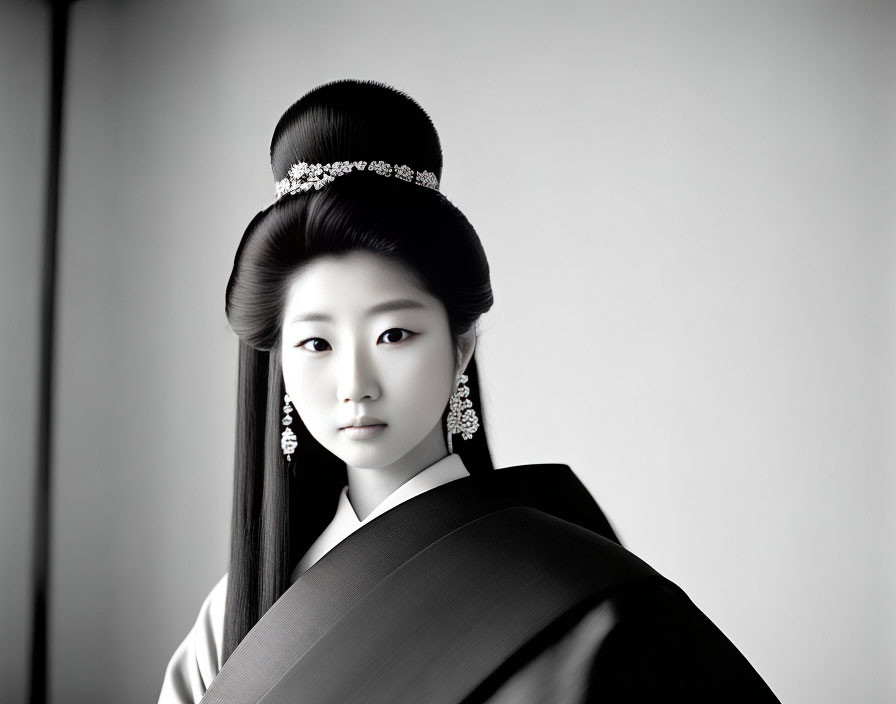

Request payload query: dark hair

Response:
[221,80,495,662]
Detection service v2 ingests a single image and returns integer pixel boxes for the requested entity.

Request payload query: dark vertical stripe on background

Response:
[30,2,70,703]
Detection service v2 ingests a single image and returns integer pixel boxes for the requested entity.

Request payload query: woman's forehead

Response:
[284,251,434,319]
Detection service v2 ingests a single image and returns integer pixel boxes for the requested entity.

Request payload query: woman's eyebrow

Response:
[289,298,427,325]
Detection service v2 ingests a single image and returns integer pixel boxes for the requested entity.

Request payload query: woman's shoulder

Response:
[474,492,780,700]
[157,573,228,704]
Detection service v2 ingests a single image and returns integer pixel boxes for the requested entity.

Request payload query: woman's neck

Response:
[345,422,448,521]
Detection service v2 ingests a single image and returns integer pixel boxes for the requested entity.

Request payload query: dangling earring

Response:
[281,393,297,462]
[446,373,479,454]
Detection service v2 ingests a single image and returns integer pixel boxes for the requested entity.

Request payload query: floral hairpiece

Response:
[274,160,439,199]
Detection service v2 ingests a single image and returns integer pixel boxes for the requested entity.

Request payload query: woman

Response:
[158,79,778,703]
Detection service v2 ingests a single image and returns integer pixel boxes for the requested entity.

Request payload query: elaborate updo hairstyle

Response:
[222,79,495,661]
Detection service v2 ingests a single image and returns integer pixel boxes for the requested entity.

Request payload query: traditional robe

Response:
[160,458,779,703]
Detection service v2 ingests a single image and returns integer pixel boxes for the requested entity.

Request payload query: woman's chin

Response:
[335,444,401,471]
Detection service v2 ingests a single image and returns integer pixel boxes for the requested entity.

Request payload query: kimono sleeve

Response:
[157,573,228,704]
[483,582,779,703]
[583,582,779,701]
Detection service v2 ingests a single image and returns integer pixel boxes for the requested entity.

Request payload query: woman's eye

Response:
[295,338,331,352]
[378,328,414,345]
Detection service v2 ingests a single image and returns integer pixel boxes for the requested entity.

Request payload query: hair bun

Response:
[269,79,443,184]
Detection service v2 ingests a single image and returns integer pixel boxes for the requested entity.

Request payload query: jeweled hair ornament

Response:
[275,160,440,199]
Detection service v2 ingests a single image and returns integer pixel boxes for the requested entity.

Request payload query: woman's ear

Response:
[456,327,476,377]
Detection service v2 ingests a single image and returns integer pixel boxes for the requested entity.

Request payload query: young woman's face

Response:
[281,250,468,470]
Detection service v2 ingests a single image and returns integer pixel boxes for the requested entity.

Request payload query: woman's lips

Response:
[340,424,386,439]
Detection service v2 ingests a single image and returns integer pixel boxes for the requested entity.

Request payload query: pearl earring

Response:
[281,393,297,461]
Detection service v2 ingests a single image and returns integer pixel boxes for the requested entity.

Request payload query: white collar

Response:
[291,453,469,582]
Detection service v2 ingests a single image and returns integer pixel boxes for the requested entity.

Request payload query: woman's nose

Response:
[336,345,381,403]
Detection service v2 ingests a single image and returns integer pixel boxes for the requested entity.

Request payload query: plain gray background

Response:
[2,1,894,702]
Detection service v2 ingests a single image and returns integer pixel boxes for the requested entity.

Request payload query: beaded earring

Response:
[446,373,479,454]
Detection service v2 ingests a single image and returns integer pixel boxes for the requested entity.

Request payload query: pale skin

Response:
[280,250,476,521]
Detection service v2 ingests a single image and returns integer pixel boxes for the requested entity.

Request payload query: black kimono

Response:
[199,463,779,703]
